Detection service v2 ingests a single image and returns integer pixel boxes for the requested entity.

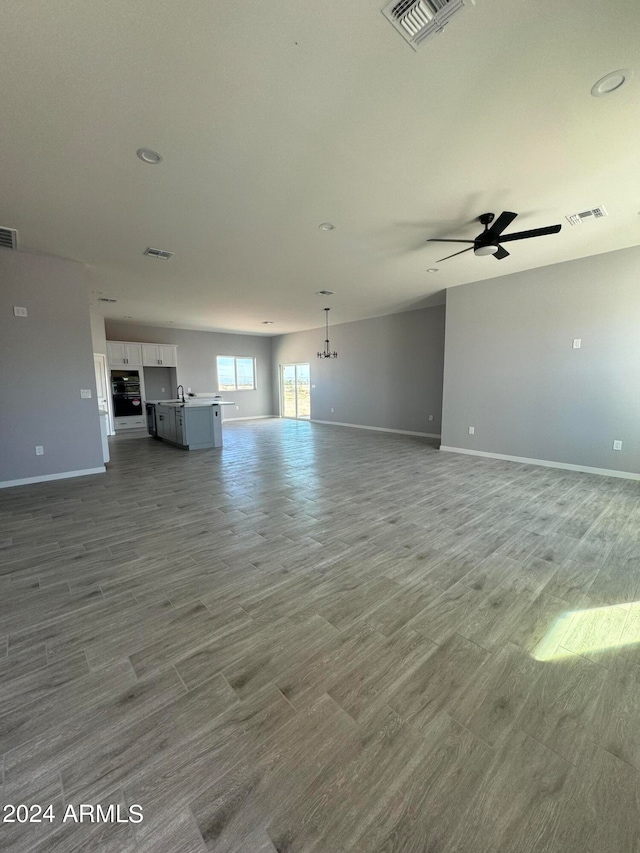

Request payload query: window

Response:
[216,356,256,391]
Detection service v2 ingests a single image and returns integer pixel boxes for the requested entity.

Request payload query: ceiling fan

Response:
[428,211,561,261]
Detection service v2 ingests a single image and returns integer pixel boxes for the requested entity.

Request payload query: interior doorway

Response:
[281,363,311,419]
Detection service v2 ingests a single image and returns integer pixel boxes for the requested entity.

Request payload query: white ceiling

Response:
[1,0,639,335]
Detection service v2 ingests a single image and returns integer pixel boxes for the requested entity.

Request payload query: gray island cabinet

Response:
[154,403,225,449]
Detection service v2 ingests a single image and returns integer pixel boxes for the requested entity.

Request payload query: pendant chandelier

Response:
[317,307,338,359]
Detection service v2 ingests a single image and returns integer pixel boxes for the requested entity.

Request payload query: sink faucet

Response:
[177,385,185,403]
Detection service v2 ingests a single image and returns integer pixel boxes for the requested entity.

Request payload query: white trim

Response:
[312,419,441,439]
[0,467,106,490]
[439,446,640,481]
[224,415,274,422]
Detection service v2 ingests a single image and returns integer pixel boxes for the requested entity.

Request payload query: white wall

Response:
[90,309,107,355]
[0,251,104,486]
[441,245,640,476]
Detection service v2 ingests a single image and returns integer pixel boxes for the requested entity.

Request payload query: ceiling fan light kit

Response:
[428,211,562,262]
[474,244,499,256]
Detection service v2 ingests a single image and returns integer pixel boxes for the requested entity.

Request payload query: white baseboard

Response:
[0,466,106,490]
[224,415,274,422]
[312,419,441,439]
[439,446,640,481]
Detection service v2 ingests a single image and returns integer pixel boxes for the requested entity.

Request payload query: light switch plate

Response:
[468,426,475,435]
[613,440,622,451]
[35,445,44,456]
[80,389,92,398]
[572,339,582,349]
[13,306,28,317]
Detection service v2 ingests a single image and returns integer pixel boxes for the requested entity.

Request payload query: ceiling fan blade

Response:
[437,246,474,262]
[427,239,475,244]
[498,224,562,243]
[494,245,509,260]
[485,211,517,239]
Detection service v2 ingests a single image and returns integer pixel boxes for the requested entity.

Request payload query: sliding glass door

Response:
[281,363,310,419]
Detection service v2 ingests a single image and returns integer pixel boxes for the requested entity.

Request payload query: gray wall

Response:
[271,306,445,434]
[0,251,104,484]
[441,245,640,475]
[105,321,274,419]
[143,366,176,401]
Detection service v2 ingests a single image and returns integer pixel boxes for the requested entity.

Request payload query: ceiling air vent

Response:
[565,206,608,226]
[381,0,473,50]
[0,226,18,250]
[144,247,174,259]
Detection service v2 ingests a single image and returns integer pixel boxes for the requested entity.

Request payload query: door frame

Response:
[279,362,311,419]
[94,353,115,434]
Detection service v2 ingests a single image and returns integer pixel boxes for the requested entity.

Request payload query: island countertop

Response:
[148,400,236,408]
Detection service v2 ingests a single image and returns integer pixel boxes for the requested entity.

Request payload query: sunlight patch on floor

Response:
[532,600,638,661]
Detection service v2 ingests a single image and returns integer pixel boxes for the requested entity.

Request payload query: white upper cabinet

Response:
[108,341,177,368]
[141,344,177,367]
[107,342,143,366]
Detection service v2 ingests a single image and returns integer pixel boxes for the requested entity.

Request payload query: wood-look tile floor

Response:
[2,419,640,852]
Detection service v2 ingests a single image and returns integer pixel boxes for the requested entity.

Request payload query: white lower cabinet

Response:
[114,415,146,430]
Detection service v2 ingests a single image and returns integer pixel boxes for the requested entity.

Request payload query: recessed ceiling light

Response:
[591,69,632,97]
[426,268,439,273]
[316,289,335,296]
[136,148,163,164]
[319,222,335,231]
[262,321,275,325]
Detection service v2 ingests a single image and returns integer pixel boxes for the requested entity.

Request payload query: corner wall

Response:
[271,306,445,435]
[441,245,640,476]
[0,251,104,486]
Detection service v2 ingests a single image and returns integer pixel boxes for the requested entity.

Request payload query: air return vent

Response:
[0,226,18,250]
[381,0,473,50]
[565,206,608,226]
[144,247,174,259]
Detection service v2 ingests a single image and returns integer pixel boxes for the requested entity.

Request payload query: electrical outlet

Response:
[428,414,434,422]
[187,387,191,393]
[80,389,92,398]
[35,445,44,456]
[572,339,582,349]
[613,440,622,451]
[468,426,475,435]
[311,384,316,389]
[13,306,28,317]
[236,406,239,411]
[161,387,165,393]
[331,408,334,413]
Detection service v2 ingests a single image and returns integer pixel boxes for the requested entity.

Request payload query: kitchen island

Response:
[147,400,235,450]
